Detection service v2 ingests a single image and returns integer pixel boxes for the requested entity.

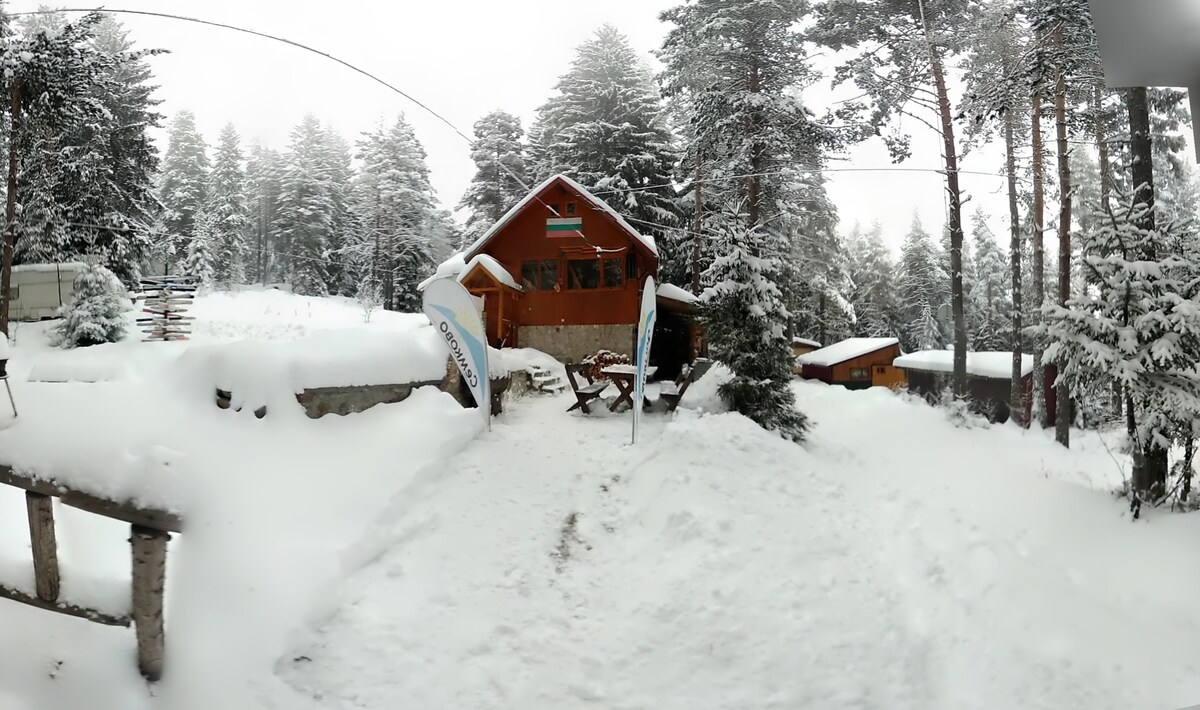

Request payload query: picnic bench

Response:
[658,363,694,412]
[601,364,657,412]
[565,363,609,414]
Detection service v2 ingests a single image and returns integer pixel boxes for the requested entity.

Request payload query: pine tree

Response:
[536,25,680,249]
[183,214,217,287]
[847,221,902,338]
[702,213,809,441]
[898,215,948,351]
[158,110,210,269]
[786,177,854,345]
[967,209,1012,351]
[662,0,828,442]
[244,142,284,283]
[204,123,248,286]
[355,114,437,311]
[51,261,130,347]
[459,110,527,244]
[276,114,333,295]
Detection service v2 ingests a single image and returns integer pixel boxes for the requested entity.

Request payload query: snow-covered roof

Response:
[12,261,86,274]
[796,338,899,367]
[458,254,523,292]
[656,283,698,304]
[793,337,821,349]
[463,174,657,260]
[417,252,467,291]
[893,350,1034,379]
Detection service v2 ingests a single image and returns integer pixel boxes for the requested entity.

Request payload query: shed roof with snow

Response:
[893,351,1034,380]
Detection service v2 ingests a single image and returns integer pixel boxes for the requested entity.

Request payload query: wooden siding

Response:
[828,344,903,384]
[471,180,657,329]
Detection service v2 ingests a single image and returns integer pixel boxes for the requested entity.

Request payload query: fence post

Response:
[130,525,168,681]
[25,492,59,602]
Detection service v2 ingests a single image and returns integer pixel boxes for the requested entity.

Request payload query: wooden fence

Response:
[0,464,181,681]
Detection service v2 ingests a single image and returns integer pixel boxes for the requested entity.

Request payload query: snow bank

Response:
[894,350,1034,379]
[678,361,732,414]
[796,337,899,367]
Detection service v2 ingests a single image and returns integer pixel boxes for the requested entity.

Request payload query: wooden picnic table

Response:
[601,364,657,412]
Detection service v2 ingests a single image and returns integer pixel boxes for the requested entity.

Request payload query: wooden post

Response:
[25,492,59,602]
[131,525,169,681]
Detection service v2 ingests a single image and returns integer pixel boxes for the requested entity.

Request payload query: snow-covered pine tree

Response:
[51,261,130,347]
[898,215,948,351]
[968,209,1012,351]
[459,110,527,245]
[244,142,284,283]
[158,110,210,270]
[534,25,679,250]
[847,221,902,338]
[320,125,359,296]
[204,123,249,286]
[1042,194,1200,503]
[183,214,217,288]
[785,174,854,345]
[702,211,809,441]
[276,114,333,295]
[662,0,831,442]
[355,114,437,312]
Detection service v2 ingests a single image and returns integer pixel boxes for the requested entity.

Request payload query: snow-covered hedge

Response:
[51,262,131,348]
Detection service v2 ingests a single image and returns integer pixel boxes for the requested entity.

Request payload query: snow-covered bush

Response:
[356,275,382,323]
[939,388,987,430]
[51,262,131,348]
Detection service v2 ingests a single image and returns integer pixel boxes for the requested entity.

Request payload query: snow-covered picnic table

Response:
[601,364,657,412]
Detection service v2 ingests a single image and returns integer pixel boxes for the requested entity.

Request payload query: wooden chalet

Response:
[791,337,821,375]
[796,338,902,390]
[435,174,700,368]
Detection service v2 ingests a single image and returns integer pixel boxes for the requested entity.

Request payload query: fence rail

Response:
[0,463,179,681]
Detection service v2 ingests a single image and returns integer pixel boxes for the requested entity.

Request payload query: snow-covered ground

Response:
[2,290,1200,710]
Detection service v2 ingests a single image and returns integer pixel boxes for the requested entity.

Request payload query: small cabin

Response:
[893,350,1038,423]
[432,175,668,364]
[9,262,84,321]
[796,337,902,390]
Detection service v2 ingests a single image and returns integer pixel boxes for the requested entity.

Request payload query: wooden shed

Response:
[893,350,1035,423]
[425,174,659,363]
[796,337,902,390]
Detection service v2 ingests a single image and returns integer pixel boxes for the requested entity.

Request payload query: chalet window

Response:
[850,368,870,380]
[567,259,601,289]
[521,259,558,290]
[565,202,577,216]
[626,253,637,280]
[603,258,623,288]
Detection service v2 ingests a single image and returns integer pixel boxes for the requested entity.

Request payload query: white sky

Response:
[10,0,1016,254]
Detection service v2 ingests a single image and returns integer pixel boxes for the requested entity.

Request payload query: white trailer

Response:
[9,262,85,321]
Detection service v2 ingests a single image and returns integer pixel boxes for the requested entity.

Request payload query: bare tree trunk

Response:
[1053,36,1072,448]
[1031,92,1047,426]
[1,84,20,336]
[1005,109,1025,427]
[692,151,703,295]
[924,21,968,397]
[746,62,762,235]
[1127,86,1166,498]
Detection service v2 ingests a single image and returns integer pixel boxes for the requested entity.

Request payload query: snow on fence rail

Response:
[0,463,179,681]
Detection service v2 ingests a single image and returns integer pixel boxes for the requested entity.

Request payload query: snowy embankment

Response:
[0,290,482,710]
[2,291,1199,710]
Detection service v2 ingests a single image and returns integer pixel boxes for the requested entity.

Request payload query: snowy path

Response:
[281,383,1200,710]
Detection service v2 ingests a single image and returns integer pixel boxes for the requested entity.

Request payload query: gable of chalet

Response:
[462,174,658,264]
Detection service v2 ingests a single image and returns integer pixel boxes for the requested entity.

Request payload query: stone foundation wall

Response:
[519,324,636,363]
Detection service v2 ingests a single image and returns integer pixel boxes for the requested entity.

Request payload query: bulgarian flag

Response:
[546,217,582,237]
